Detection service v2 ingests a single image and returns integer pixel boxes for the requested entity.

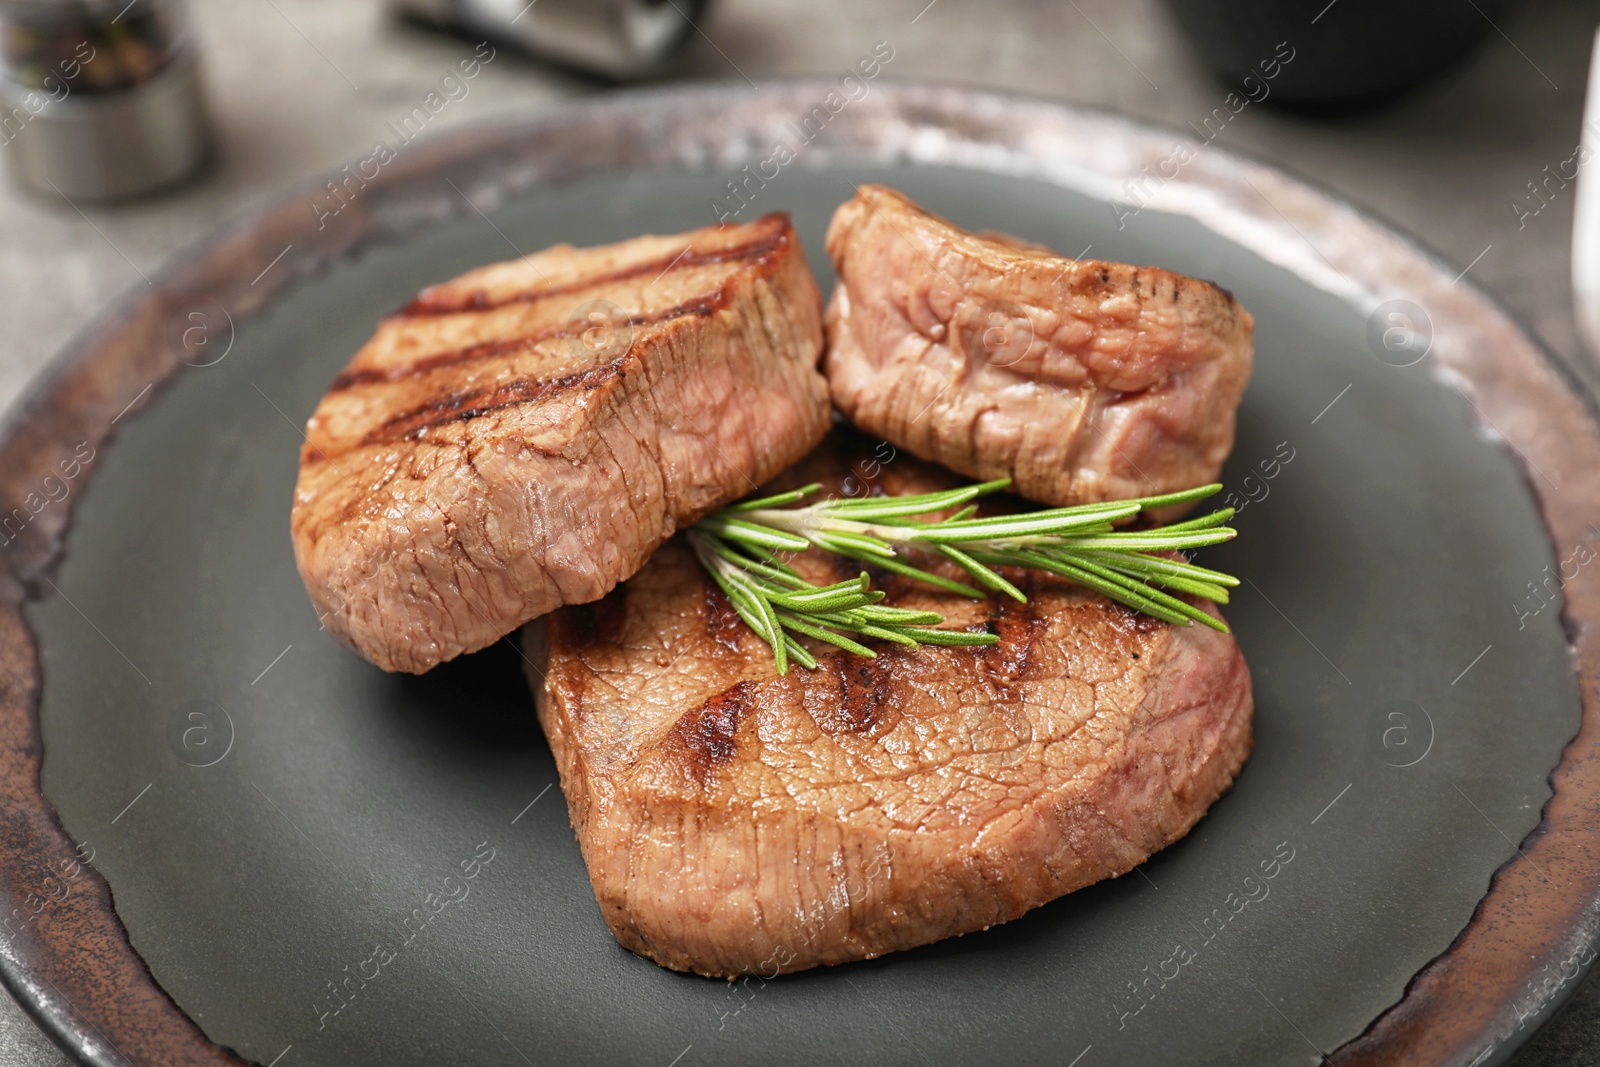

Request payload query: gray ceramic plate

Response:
[4,83,1600,1067]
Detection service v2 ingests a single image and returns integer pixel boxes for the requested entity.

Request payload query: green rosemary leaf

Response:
[774,611,878,658]
[714,572,776,643]
[850,551,987,599]
[724,483,822,512]
[860,605,948,625]
[1141,507,1236,534]
[1001,550,1196,627]
[823,478,1009,519]
[1054,529,1235,551]
[936,544,1027,602]
[900,627,1001,647]
[1074,549,1241,589]
[1069,553,1231,604]
[808,529,898,559]
[1016,549,1226,632]
[699,516,813,553]
[747,580,789,674]
[783,636,819,671]
[1116,482,1224,511]
[909,507,1142,542]
[700,536,809,590]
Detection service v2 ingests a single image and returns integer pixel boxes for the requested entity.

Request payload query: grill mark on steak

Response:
[672,681,759,777]
[983,585,1045,684]
[333,357,628,453]
[822,657,896,735]
[703,586,747,652]
[396,220,791,318]
[328,297,723,391]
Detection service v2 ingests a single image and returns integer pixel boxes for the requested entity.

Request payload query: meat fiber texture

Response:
[825,185,1254,517]
[527,433,1254,977]
[292,212,831,673]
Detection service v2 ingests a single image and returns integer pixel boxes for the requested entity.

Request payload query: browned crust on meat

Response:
[396,225,789,317]
[325,295,721,392]
[823,185,1254,515]
[527,438,1254,977]
[292,212,830,673]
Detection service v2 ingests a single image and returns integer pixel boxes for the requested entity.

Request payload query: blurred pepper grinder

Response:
[0,0,211,200]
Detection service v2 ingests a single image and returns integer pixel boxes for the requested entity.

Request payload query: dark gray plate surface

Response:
[7,84,1600,1067]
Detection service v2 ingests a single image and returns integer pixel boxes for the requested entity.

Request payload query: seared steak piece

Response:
[293,212,830,674]
[526,434,1253,978]
[825,185,1254,514]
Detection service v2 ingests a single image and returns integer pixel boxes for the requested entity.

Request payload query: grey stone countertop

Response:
[0,0,1596,1063]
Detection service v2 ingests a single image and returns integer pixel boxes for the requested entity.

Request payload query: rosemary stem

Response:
[688,478,1237,674]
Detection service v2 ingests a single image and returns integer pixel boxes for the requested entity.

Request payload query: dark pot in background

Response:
[1162,0,1520,114]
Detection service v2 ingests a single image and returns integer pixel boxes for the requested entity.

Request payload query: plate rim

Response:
[1,79,1597,1066]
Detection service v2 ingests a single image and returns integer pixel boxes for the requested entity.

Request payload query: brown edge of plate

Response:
[0,81,1596,1067]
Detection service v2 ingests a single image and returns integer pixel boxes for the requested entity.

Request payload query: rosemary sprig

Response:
[690,478,1238,673]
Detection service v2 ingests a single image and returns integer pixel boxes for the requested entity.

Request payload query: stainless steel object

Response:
[392,0,706,80]
[1573,27,1600,365]
[0,0,210,200]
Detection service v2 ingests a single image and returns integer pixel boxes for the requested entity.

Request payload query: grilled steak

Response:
[824,185,1254,514]
[293,212,830,673]
[526,433,1253,977]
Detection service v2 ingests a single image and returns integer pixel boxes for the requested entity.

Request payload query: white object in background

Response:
[1573,27,1600,363]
